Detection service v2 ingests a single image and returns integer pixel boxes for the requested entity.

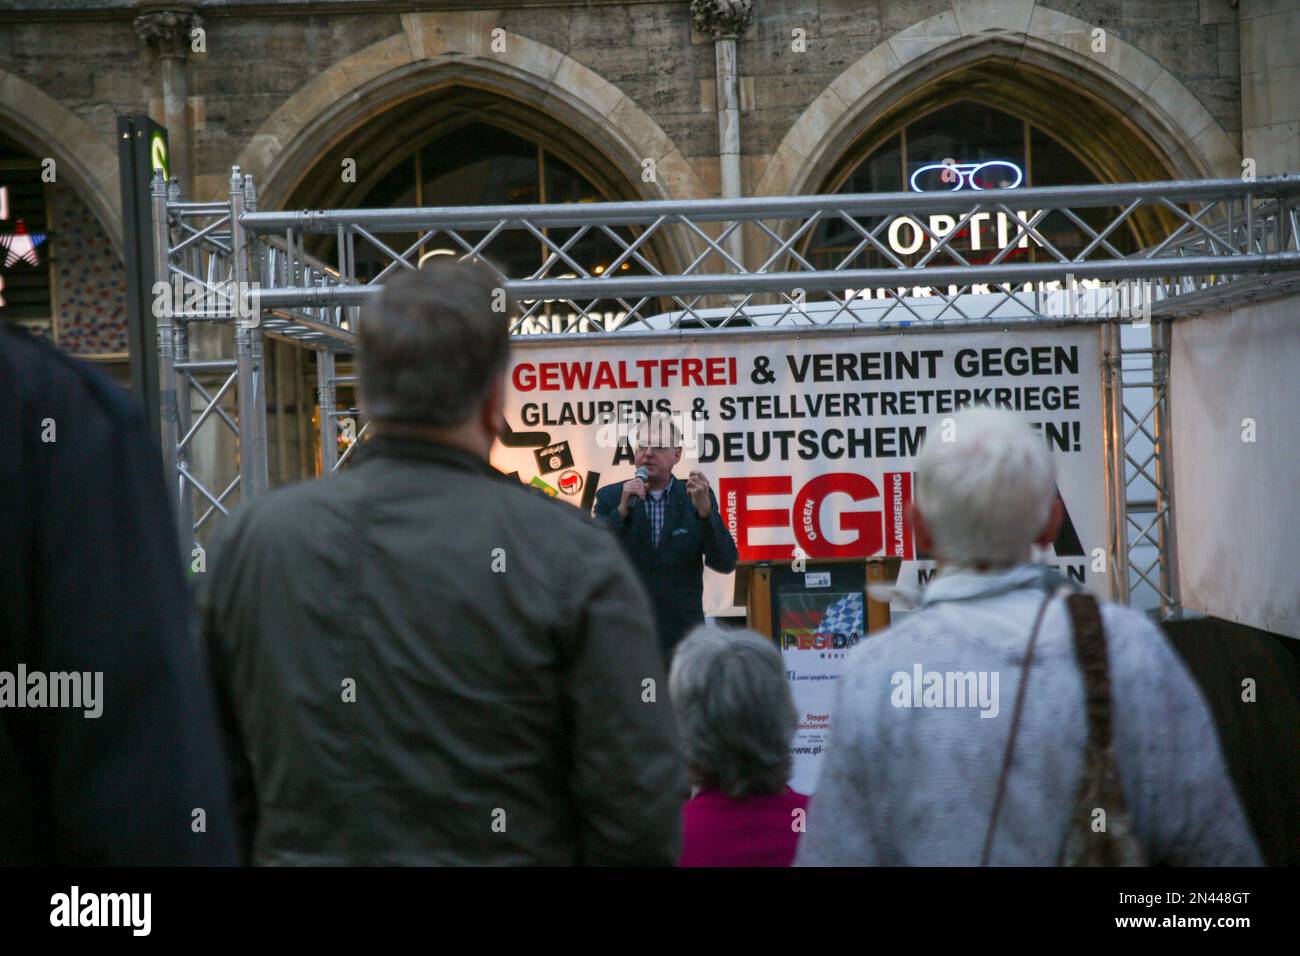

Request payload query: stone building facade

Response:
[0,0,1295,485]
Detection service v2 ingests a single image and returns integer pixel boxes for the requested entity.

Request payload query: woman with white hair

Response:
[795,407,1259,866]
[669,622,808,866]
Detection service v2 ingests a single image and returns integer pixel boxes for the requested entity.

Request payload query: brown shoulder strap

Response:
[1065,593,1111,751]
[1057,592,1145,866]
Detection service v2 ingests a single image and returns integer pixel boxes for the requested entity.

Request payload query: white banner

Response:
[491,327,1109,792]
[1171,300,1300,638]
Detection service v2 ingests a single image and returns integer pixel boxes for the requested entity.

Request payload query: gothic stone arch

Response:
[755,2,1240,202]
[233,15,709,275]
[0,67,123,258]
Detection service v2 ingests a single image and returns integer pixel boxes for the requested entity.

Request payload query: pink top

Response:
[677,786,809,867]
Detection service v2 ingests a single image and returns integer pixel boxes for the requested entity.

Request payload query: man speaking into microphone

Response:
[593,413,738,665]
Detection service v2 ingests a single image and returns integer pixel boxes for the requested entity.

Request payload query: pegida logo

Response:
[781,631,863,651]
[719,472,914,562]
[720,471,1083,563]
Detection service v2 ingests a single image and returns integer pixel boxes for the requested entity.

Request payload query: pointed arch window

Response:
[310,121,648,298]
[804,100,1142,273]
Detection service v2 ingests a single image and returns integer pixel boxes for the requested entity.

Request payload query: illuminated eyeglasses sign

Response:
[909,159,1024,193]
[417,248,455,268]
[883,159,1034,259]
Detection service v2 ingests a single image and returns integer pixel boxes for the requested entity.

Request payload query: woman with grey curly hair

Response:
[669,622,808,866]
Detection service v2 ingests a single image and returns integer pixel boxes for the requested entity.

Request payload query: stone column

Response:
[134,1,201,195]
[692,0,754,270]
[136,3,229,521]
[1239,0,1300,174]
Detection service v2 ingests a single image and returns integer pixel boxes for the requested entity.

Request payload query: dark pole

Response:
[117,114,170,439]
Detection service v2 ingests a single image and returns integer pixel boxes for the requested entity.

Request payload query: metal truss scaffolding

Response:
[152,169,1300,617]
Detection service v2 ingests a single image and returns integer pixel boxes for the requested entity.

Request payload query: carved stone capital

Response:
[134,4,202,57]
[690,0,755,40]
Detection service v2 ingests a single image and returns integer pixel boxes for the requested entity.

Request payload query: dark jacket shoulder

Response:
[0,324,141,430]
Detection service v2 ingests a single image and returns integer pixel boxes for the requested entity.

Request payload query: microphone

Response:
[628,466,650,505]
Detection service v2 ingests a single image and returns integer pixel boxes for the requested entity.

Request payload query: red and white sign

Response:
[492,329,1108,615]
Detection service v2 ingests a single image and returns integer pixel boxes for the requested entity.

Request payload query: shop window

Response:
[338,122,643,332]
[0,130,126,355]
[805,101,1139,277]
[0,131,54,336]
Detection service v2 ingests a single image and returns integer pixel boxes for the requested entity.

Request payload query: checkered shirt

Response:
[645,476,673,548]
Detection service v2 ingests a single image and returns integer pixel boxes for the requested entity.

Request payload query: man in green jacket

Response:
[201,260,686,865]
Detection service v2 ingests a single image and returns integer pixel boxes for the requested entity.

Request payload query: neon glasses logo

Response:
[909,160,1024,193]
[877,160,1034,258]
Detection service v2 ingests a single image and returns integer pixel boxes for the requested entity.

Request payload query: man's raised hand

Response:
[686,470,712,518]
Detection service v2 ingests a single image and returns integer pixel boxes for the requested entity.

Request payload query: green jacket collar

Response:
[355,434,501,478]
